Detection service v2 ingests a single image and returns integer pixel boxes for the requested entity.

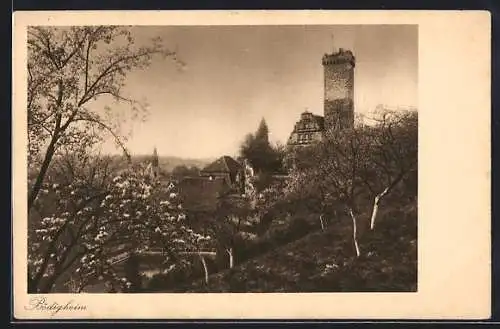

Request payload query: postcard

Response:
[12,10,491,320]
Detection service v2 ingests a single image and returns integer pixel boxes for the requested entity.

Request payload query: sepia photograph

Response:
[13,10,490,320]
[26,24,418,294]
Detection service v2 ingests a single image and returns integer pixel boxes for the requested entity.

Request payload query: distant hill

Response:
[129,154,215,173]
[29,154,215,178]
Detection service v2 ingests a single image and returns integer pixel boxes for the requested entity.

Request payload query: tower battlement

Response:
[322,48,356,67]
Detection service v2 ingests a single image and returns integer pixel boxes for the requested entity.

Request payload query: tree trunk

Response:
[319,214,325,231]
[369,173,405,230]
[370,186,390,230]
[348,208,361,257]
[28,134,58,212]
[226,248,234,269]
[199,255,209,285]
[29,84,64,213]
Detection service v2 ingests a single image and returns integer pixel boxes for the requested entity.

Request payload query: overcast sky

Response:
[99,25,418,159]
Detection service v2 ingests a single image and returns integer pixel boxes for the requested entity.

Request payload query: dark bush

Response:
[232,213,318,264]
[254,172,274,192]
[123,253,142,292]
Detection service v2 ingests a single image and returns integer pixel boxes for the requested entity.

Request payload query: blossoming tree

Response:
[28,155,208,293]
[27,26,182,213]
[26,25,199,293]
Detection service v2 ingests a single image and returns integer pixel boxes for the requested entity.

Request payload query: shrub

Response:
[123,253,142,292]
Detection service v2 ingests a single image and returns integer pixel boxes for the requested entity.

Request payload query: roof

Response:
[292,112,325,132]
[201,156,242,174]
[176,176,231,212]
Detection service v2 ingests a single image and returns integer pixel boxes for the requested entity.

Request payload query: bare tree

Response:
[202,195,257,270]
[27,26,181,213]
[361,109,418,230]
[287,126,371,257]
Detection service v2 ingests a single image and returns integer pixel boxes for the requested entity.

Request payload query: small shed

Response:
[199,155,243,188]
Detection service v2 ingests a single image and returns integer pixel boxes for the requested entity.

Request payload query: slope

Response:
[180,202,417,293]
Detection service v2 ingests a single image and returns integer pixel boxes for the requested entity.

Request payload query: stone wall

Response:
[324,98,354,131]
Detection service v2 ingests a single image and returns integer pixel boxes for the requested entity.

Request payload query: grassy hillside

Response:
[177,201,417,293]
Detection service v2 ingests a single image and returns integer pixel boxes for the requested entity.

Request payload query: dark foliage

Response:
[123,253,142,292]
[240,118,285,175]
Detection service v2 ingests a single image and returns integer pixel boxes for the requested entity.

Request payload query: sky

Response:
[99,25,418,159]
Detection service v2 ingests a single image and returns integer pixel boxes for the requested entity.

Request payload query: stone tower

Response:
[151,147,159,178]
[322,48,355,131]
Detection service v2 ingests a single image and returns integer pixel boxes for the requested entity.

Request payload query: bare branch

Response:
[76,115,129,157]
